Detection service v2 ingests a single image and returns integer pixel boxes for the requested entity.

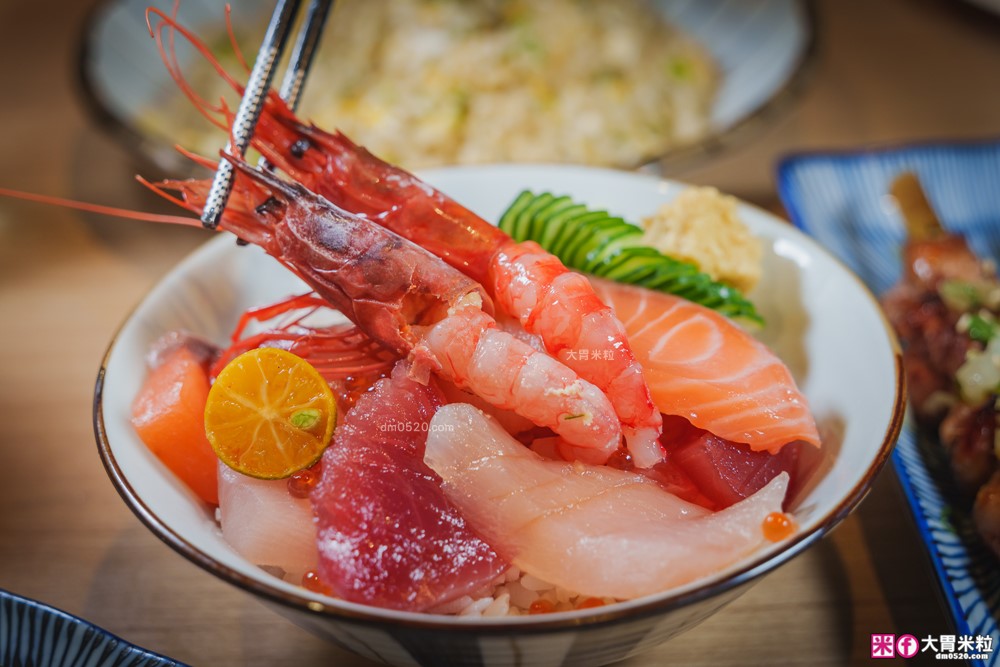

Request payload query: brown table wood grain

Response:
[2,0,995,664]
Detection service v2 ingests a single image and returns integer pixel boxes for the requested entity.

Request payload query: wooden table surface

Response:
[2,0,998,665]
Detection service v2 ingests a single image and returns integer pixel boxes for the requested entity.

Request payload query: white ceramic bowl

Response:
[95,165,903,667]
[79,0,815,173]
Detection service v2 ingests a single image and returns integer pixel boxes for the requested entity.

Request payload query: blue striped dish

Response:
[777,141,1000,666]
[0,589,185,667]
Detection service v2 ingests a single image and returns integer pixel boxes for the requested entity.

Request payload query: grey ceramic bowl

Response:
[94,164,903,667]
[78,0,816,174]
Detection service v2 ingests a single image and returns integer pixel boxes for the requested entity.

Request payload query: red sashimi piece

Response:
[640,415,716,508]
[646,415,806,511]
[640,456,717,510]
[311,364,507,611]
[131,346,219,505]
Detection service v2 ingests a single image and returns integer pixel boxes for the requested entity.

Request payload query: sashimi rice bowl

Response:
[95,164,903,667]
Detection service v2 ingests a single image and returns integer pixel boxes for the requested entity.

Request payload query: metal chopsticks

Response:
[201,0,334,229]
[275,0,334,115]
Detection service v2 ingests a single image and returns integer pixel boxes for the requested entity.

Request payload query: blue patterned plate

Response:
[777,140,1000,666]
[0,589,186,667]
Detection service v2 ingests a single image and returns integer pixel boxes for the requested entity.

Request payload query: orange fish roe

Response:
[576,597,605,610]
[528,599,556,615]
[302,570,325,593]
[762,511,797,542]
[287,464,322,499]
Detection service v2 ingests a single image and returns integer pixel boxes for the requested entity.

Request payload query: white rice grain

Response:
[458,597,494,616]
[428,595,473,615]
[482,593,511,617]
[505,581,538,609]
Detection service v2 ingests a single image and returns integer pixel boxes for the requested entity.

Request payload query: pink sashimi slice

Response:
[311,364,506,611]
[424,404,789,600]
[217,462,317,582]
[589,277,820,453]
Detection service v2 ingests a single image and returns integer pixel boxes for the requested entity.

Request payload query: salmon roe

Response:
[287,464,322,499]
[528,599,555,615]
[576,597,605,610]
[761,511,797,542]
[302,570,325,593]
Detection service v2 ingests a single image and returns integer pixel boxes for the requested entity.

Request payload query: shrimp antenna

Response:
[225,4,252,73]
[146,8,245,91]
[145,7,249,132]
[134,176,199,215]
[150,19,228,130]
[174,145,219,171]
[0,186,200,227]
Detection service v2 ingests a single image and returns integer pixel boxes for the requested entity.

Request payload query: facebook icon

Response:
[896,634,919,659]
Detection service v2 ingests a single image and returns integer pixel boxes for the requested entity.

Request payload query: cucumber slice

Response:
[531,196,577,247]
[582,225,644,273]
[515,192,556,242]
[498,190,535,240]
[538,202,589,250]
[552,210,609,258]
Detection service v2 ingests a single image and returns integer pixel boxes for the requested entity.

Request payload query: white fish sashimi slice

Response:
[218,462,318,582]
[424,404,789,600]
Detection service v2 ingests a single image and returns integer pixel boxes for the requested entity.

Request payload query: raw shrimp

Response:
[144,9,663,466]
[142,157,622,456]
[263,122,662,465]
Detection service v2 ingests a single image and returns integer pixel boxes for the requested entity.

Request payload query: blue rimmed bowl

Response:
[778,139,1000,666]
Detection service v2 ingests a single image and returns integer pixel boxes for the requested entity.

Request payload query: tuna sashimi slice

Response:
[425,404,789,600]
[647,415,811,511]
[590,277,820,453]
[218,462,317,582]
[312,365,506,611]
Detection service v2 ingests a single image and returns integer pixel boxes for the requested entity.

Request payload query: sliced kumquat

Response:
[205,347,336,479]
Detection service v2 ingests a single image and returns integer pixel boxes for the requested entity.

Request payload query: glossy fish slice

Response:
[311,365,506,611]
[590,277,820,453]
[217,462,318,582]
[425,404,789,600]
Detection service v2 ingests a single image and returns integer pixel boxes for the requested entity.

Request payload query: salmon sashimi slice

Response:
[590,277,820,453]
[311,364,506,611]
[131,344,219,505]
[425,404,789,600]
